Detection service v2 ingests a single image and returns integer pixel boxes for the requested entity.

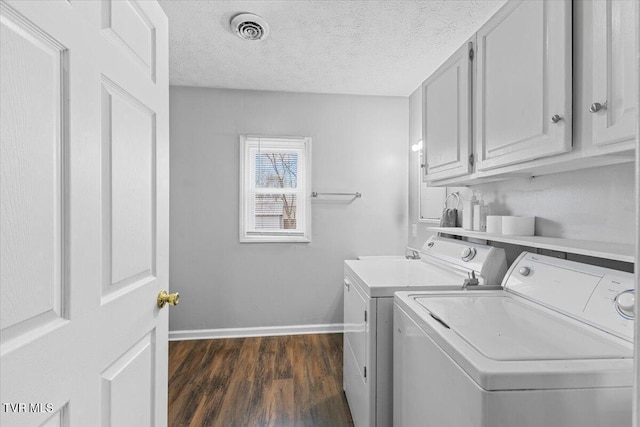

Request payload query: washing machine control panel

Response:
[518,266,531,276]
[584,275,634,340]
[505,253,634,341]
[614,290,635,319]
[420,236,505,278]
[461,247,476,262]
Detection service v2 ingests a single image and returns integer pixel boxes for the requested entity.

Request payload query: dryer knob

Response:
[519,267,531,276]
[615,291,635,319]
[461,247,476,262]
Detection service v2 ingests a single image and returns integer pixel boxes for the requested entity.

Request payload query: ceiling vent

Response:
[231,13,269,41]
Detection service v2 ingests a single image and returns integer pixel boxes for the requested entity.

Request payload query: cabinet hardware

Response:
[468,41,474,61]
[550,115,563,123]
[364,366,367,378]
[589,102,607,113]
[469,153,474,167]
[364,310,367,322]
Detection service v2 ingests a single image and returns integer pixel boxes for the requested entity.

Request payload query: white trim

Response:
[239,134,312,243]
[240,235,311,243]
[169,323,343,341]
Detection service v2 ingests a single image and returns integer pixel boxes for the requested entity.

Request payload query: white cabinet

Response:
[420,0,637,186]
[475,0,572,171]
[422,39,473,182]
[590,0,637,150]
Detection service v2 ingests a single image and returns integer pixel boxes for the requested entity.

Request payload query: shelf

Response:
[430,227,635,263]
[425,153,634,187]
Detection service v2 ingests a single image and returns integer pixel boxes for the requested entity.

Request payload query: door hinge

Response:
[468,42,474,61]
[364,310,368,322]
[469,153,475,167]
[364,366,367,378]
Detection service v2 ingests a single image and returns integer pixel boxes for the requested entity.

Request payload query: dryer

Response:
[343,236,507,427]
[394,252,634,427]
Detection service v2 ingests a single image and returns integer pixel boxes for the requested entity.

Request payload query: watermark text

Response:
[2,403,54,413]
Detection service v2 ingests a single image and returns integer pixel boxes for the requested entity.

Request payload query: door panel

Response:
[41,407,68,427]
[101,78,157,298]
[101,332,155,427]
[0,4,67,344]
[476,0,572,171]
[591,0,637,148]
[101,0,156,81]
[344,278,368,382]
[484,1,543,149]
[343,276,373,426]
[0,1,169,426]
[422,38,472,182]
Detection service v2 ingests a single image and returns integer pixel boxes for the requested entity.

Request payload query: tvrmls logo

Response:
[2,403,54,413]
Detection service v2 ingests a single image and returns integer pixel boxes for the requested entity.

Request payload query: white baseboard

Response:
[169,323,344,341]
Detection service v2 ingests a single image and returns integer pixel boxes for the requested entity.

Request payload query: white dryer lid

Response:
[348,260,462,287]
[417,294,633,361]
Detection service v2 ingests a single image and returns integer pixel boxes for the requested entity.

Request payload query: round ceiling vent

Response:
[231,13,269,41]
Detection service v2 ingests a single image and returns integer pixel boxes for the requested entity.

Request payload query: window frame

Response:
[239,135,312,243]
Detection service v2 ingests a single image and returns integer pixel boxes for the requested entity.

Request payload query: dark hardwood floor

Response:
[168,334,354,427]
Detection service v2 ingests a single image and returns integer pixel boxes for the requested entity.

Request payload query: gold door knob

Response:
[157,290,180,308]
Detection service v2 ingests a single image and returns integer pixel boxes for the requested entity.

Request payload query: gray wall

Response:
[170,87,408,332]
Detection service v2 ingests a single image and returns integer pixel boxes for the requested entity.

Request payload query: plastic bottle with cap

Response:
[462,191,478,230]
[473,193,488,232]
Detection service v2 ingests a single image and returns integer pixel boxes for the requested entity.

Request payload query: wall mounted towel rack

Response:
[312,192,362,198]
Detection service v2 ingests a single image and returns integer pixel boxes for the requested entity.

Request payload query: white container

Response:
[486,216,503,234]
[502,216,535,236]
[462,192,479,230]
[473,204,488,232]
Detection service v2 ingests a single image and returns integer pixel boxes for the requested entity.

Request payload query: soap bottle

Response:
[463,191,478,230]
[473,194,488,232]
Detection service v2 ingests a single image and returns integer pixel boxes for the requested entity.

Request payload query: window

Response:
[239,135,312,242]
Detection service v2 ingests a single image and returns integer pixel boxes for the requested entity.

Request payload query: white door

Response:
[1,1,170,426]
[475,0,572,171]
[591,0,638,149]
[422,38,473,182]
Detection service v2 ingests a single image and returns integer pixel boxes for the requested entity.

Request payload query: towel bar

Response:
[311,192,362,198]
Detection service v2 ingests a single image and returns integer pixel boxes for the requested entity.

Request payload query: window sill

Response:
[240,235,311,243]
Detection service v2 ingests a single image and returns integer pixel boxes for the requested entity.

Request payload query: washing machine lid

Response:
[418,294,633,361]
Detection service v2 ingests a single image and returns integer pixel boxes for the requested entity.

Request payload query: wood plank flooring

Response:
[168,334,354,427]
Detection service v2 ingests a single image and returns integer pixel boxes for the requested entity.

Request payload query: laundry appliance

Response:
[343,235,507,426]
[394,252,634,427]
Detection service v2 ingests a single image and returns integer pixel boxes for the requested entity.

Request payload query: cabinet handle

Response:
[589,102,607,113]
[550,115,563,124]
[344,279,350,291]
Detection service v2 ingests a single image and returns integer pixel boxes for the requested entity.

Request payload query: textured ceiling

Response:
[159,0,506,96]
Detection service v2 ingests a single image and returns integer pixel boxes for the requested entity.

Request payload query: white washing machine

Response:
[394,252,634,427]
[343,236,508,427]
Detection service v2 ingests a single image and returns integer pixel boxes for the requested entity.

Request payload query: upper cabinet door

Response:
[591,0,638,148]
[422,38,473,182]
[475,0,572,171]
